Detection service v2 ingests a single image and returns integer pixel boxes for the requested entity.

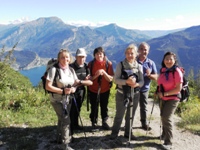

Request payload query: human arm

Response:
[157,67,183,99]
[133,64,144,88]
[146,61,158,81]
[79,74,93,86]
[158,82,182,99]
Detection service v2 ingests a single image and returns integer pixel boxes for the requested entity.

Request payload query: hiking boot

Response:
[102,122,110,130]
[141,124,152,131]
[63,144,74,150]
[124,134,137,140]
[92,123,97,129]
[74,125,83,130]
[109,134,118,140]
[162,143,173,150]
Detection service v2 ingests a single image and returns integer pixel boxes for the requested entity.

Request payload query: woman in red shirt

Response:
[88,47,114,130]
[157,51,183,150]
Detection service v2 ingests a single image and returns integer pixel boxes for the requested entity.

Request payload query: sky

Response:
[1,0,200,30]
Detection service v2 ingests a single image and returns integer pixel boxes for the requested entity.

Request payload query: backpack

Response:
[160,66,190,102]
[116,61,140,92]
[41,58,61,94]
[89,59,113,88]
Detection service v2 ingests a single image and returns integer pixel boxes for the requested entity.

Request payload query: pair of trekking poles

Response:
[57,88,88,144]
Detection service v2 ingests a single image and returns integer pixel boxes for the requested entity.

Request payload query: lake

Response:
[20,66,46,86]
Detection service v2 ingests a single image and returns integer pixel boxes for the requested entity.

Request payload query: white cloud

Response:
[66,20,110,27]
[9,17,31,24]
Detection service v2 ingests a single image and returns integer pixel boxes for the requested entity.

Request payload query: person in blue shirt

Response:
[137,42,158,130]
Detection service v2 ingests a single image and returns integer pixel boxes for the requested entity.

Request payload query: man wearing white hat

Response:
[70,48,93,135]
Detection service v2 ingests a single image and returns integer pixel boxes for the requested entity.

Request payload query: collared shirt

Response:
[137,57,157,92]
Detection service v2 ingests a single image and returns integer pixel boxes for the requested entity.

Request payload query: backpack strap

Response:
[160,65,177,78]
[89,59,95,76]
[84,62,90,76]
[120,61,124,78]
[50,63,61,89]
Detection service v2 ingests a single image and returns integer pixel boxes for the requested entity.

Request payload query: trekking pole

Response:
[146,95,156,135]
[92,75,102,131]
[159,98,163,143]
[159,84,165,143]
[71,94,88,142]
[126,87,133,147]
[87,87,90,111]
[146,86,159,135]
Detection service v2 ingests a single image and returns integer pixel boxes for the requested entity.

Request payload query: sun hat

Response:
[76,48,87,56]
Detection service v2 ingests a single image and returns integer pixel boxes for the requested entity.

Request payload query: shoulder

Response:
[69,66,75,72]
[88,59,94,66]
[160,67,166,73]
[146,58,155,65]
[175,67,183,76]
[106,60,112,65]
[69,61,75,68]
[116,61,123,69]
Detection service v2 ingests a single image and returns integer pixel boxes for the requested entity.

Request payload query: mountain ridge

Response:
[0,17,199,75]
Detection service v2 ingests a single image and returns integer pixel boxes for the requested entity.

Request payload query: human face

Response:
[94,52,104,62]
[125,49,137,63]
[138,44,149,59]
[76,56,86,65]
[59,52,70,67]
[164,54,175,68]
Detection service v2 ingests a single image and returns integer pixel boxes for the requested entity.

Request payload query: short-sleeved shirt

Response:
[157,67,183,101]
[47,66,78,100]
[137,58,157,92]
[88,60,114,93]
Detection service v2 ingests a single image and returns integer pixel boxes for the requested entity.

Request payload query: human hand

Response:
[158,92,163,99]
[85,74,91,80]
[146,68,151,76]
[64,87,71,95]
[70,87,76,93]
[95,69,105,77]
[126,76,136,87]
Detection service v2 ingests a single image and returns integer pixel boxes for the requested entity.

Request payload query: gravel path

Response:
[67,98,200,150]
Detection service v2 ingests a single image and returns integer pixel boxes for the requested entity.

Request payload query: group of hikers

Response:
[45,42,183,150]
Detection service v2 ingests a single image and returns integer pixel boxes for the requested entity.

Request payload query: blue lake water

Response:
[20,66,46,86]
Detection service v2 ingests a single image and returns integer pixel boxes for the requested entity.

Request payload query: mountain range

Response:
[0,17,199,75]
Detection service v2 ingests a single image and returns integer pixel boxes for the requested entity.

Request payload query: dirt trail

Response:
[67,98,200,150]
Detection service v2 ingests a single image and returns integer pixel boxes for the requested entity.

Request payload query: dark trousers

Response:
[89,90,110,124]
[139,91,149,126]
[70,87,85,134]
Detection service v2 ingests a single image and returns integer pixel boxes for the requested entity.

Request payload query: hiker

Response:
[156,51,183,150]
[110,44,144,140]
[69,48,93,135]
[137,42,158,131]
[45,49,81,150]
[88,46,114,130]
